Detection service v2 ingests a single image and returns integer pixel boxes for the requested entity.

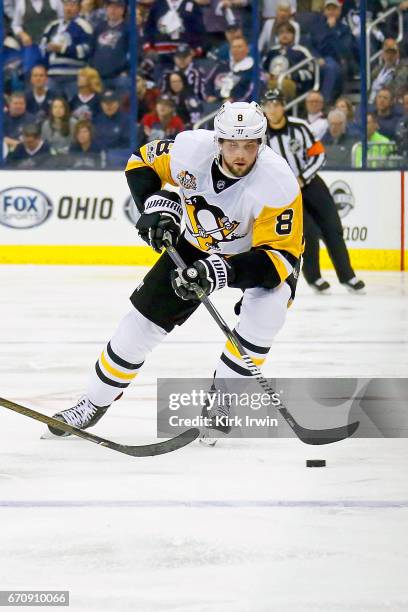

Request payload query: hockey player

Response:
[46,101,303,439]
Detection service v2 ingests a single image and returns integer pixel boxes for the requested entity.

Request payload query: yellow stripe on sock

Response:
[225,341,265,366]
[100,351,138,381]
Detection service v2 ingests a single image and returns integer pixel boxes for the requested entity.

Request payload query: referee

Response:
[262,89,365,293]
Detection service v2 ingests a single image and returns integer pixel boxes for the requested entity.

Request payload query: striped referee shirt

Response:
[266,116,326,184]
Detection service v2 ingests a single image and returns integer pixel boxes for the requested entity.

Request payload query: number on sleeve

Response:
[276,209,294,235]
[155,140,172,156]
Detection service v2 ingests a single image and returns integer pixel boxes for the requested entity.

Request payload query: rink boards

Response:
[0,169,406,270]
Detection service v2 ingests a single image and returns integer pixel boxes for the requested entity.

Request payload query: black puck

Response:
[306,459,326,467]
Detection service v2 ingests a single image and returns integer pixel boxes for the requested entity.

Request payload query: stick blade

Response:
[109,428,201,457]
[295,420,360,445]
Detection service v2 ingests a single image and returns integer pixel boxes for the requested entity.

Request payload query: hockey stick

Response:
[0,397,200,457]
[166,244,359,445]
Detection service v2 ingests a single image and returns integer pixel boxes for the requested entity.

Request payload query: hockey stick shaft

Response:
[166,243,359,445]
[0,397,199,457]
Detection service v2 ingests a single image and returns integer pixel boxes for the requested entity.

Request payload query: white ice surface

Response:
[0,266,407,612]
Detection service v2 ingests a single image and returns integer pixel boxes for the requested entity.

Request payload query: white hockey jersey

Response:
[126,129,303,284]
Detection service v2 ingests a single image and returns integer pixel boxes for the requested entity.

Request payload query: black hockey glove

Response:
[136,190,182,253]
[171,254,234,301]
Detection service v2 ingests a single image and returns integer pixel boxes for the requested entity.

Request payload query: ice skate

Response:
[199,384,232,447]
[309,278,331,293]
[41,396,110,438]
[342,277,366,294]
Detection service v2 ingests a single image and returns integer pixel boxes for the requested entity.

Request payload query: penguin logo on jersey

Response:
[185,195,244,251]
[177,170,197,191]
[330,180,355,218]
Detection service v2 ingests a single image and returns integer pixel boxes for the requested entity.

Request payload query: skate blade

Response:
[199,435,218,447]
[310,286,331,295]
[345,286,366,295]
[199,426,231,447]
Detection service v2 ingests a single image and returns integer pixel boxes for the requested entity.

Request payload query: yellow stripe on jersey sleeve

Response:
[125,140,178,187]
[252,191,303,282]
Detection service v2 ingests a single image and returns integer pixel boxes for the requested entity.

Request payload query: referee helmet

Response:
[261,89,286,106]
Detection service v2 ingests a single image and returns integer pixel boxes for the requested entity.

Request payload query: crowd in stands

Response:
[2,0,408,169]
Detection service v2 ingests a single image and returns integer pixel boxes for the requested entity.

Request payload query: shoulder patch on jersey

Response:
[177,170,197,190]
[145,141,156,164]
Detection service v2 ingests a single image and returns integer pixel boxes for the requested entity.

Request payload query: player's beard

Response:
[222,157,256,178]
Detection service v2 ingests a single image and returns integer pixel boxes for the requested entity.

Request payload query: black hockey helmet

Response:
[261,89,286,106]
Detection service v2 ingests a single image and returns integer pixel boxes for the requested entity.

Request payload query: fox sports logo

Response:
[0,187,53,229]
[329,180,355,218]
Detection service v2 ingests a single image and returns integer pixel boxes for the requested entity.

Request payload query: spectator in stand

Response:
[135,75,160,120]
[304,90,328,139]
[141,97,185,143]
[259,0,300,56]
[3,15,26,95]
[41,96,76,154]
[399,0,408,56]
[94,90,130,150]
[80,0,106,28]
[322,109,357,167]
[335,96,360,136]
[207,23,246,62]
[196,0,250,50]
[302,5,343,102]
[262,22,313,101]
[6,122,51,168]
[12,0,64,73]
[354,112,392,168]
[395,92,408,162]
[40,0,93,99]
[143,0,204,57]
[25,65,55,122]
[91,0,130,94]
[69,119,105,168]
[371,87,404,139]
[261,0,297,18]
[205,36,255,103]
[162,70,203,127]
[136,2,148,54]
[159,44,206,101]
[341,0,384,56]
[70,66,102,120]
[4,92,36,151]
[323,0,357,77]
[369,39,408,103]
[369,38,399,103]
